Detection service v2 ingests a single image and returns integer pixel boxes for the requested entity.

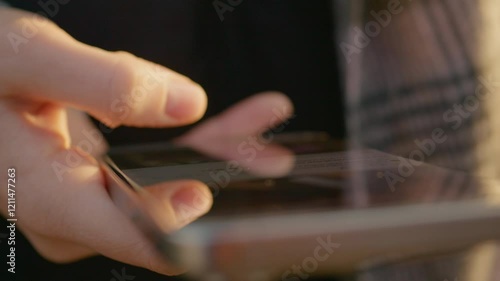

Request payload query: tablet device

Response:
[102,132,500,281]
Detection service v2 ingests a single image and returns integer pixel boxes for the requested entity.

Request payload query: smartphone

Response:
[101,132,500,281]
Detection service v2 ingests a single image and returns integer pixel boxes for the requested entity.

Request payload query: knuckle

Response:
[105,51,141,126]
[111,51,140,97]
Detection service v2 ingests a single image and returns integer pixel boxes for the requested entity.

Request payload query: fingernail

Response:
[165,81,206,120]
[171,186,212,223]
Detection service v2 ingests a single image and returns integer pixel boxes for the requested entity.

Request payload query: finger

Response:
[0,97,211,275]
[0,9,206,128]
[81,175,212,275]
[22,157,212,275]
[176,92,296,176]
[182,137,295,177]
[177,92,294,142]
[145,180,213,226]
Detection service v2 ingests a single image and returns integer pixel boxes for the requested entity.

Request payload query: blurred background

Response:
[2,0,500,280]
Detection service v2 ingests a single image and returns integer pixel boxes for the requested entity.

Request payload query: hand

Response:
[0,7,296,276]
[0,8,209,275]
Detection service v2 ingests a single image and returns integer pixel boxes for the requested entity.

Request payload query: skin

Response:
[0,8,294,275]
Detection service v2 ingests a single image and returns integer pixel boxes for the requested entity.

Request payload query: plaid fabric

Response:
[334,0,500,280]
[355,242,500,281]
[339,0,500,172]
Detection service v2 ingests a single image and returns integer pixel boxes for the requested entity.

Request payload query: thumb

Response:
[0,8,207,128]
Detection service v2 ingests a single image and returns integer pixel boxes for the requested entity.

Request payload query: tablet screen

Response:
[107,133,488,219]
